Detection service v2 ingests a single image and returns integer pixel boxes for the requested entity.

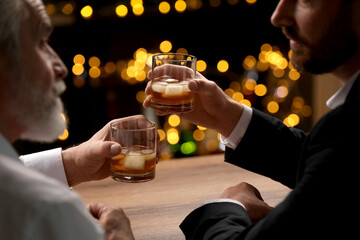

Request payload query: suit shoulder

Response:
[309,101,360,146]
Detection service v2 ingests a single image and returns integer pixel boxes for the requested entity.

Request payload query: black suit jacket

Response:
[180,75,360,239]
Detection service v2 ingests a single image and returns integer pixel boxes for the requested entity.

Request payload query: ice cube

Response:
[141,149,156,161]
[123,154,145,170]
[165,78,179,83]
[152,82,167,93]
[181,81,191,92]
[165,84,184,96]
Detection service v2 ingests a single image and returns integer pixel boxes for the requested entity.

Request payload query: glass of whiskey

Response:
[151,53,197,113]
[110,118,157,183]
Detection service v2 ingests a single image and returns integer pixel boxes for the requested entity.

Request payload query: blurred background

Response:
[14,0,319,160]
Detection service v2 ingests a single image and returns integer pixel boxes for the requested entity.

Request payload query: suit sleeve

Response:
[180,202,252,240]
[180,105,358,240]
[180,141,355,240]
[225,109,307,188]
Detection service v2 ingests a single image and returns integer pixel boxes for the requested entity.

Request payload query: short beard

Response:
[286,2,357,74]
[8,72,67,143]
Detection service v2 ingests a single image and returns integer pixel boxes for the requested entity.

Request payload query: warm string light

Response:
[45,0,257,19]
[69,42,311,158]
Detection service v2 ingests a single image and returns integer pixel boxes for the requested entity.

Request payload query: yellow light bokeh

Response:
[197,60,207,72]
[273,68,285,78]
[136,91,146,103]
[284,114,300,127]
[135,70,146,81]
[167,128,180,145]
[175,0,187,13]
[193,129,205,141]
[230,81,241,92]
[245,79,257,91]
[197,125,207,130]
[160,40,172,53]
[232,92,244,103]
[72,64,84,76]
[104,62,116,74]
[89,56,101,67]
[159,1,171,14]
[254,84,267,97]
[267,101,279,113]
[217,60,229,73]
[58,129,69,141]
[261,43,272,52]
[46,4,56,15]
[168,114,181,127]
[131,0,143,6]
[89,67,101,78]
[243,55,256,70]
[80,5,93,19]
[224,88,235,98]
[158,129,166,141]
[73,54,85,65]
[240,99,251,107]
[132,4,144,16]
[289,69,301,80]
[115,5,128,17]
[62,3,74,15]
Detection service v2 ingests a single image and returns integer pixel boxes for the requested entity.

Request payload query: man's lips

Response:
[290,39,302,50]
[282,27,304,50]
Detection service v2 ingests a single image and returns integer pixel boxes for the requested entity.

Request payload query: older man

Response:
[0,0,136,239]
[144,0,360,239]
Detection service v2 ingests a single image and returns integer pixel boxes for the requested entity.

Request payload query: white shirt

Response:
[0,134,104,240]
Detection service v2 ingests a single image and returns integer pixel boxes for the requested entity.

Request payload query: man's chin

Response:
[20,99,67,143]
[20,120,67,143]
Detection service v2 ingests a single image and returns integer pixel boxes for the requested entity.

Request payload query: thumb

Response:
[188,79,218,93]
[87,141,122,159]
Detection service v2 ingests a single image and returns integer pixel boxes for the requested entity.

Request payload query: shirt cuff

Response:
[19,148,69,186]
[220,105,253,149]
[204,198,247,211]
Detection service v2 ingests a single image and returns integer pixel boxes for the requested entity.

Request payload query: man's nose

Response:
[271,0,295,28]
[48,45,68,80]
[54,58,68,80]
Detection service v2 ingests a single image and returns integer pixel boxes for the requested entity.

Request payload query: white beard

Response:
[10,78,68,143]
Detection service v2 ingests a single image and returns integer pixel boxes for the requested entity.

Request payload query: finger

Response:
[188,79,218,93]
[145,81,152,95]
[147,70,153,80]
[143,95,152,108]
[87,203,106,219]
[88,141,122,159]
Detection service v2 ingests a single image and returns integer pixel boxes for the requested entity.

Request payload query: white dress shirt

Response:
[19,148,69,186]
[0,134,104,240]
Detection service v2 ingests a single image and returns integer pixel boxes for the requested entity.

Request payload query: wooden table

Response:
[74,154,291,240]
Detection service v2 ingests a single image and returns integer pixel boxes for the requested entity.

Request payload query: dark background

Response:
[14,0,312,156]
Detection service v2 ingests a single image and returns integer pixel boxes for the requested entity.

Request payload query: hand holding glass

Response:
[151,53,197,113]
[110,118,157,183]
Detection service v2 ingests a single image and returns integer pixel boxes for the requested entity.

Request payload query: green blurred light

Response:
[180,141,196,155]
[169,143,180,152]
[183,131,194,142]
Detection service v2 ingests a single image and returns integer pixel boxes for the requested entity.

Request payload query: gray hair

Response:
[0,0,29,65]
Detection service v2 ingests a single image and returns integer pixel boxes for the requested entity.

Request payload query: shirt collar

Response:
[326,70,360,109]
[0,133,19,160]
